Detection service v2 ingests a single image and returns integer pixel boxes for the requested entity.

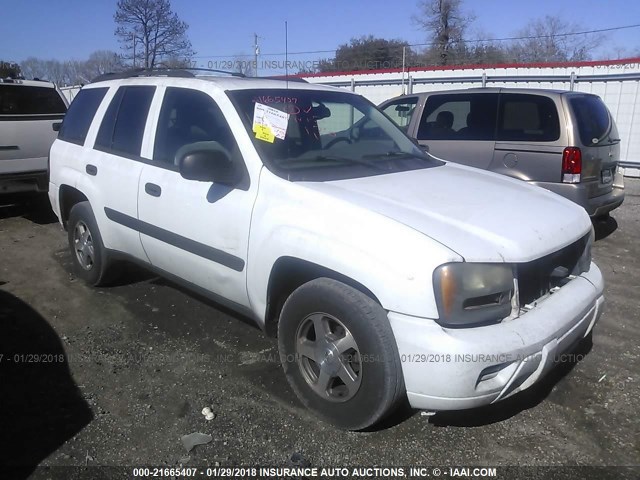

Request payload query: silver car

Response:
[380,88,624,218]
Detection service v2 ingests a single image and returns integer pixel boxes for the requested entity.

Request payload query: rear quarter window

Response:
[0,85,67,116]
[497,94,560,142]
[59,87,108,145]
[569,95,612,146]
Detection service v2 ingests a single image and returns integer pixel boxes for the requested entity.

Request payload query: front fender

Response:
[246,171,460,323]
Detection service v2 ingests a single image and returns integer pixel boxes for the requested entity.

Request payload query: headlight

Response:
[433,263,514,327]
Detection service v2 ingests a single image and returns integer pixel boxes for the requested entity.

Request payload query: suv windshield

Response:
[228,88,440,181]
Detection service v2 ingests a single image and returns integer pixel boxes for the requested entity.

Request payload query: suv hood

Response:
[300,163,591,263]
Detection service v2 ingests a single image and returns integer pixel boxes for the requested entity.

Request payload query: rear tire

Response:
[278,277,405,430]
[67,202,117,287]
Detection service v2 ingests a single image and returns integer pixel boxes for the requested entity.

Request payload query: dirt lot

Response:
[1,180,639,479]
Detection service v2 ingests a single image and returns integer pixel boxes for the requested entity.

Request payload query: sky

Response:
[2,0,640,74]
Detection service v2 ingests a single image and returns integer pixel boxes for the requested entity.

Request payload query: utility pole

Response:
[132,32,137,68]
[401,46,406,95]
[254,33,259,77]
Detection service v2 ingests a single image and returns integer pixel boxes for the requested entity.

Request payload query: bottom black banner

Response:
[4,465,638,480]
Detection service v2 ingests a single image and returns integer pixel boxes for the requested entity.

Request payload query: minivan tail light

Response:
[562,147,582,183]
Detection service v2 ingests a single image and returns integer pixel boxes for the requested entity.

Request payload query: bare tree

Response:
[507,16,606,63]
[413,0,474,65]
[84,50,125,80]
[19,57,47,81]
[603,45,640,60]
[156,56,192,68]
[19,51,123,86]
[114,0,194,69]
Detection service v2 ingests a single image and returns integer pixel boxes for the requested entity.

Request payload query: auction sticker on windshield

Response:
[253,102,289,142]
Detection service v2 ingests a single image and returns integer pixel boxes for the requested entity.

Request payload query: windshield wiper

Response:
[363,151,430,162]
[285,154,389,171]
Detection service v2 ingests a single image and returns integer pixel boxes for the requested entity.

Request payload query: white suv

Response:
[49,70,604,430]
[0,78,67,194]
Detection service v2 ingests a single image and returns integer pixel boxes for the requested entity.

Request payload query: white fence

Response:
[59,85,81,103]
[302,58,640,177]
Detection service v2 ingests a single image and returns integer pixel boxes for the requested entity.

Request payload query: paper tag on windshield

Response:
[254,124,275,143]
[253,102,289,140]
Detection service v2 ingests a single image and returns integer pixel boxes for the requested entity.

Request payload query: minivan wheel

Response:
[278,277,405,430]
[67,202,117,287]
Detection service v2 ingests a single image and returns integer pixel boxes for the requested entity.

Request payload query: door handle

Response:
[85,164,97,176]
[145,183,162,197]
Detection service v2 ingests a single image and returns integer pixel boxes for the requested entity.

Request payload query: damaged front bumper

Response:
[388,262,604,411]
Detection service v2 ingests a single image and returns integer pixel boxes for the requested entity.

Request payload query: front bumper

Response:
[388,263,604,411]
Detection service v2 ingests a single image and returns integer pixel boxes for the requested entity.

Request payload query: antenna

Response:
[254,33,260,77]
[285,21,289,88]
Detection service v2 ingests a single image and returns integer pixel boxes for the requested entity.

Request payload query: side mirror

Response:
[52,122,62,132]
[177,142,241,185]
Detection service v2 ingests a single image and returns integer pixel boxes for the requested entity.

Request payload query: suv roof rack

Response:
[0,77,25,83]
[91,67,246,83]
[265,75,308,83]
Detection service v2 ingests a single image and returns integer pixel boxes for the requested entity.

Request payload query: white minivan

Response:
[49,70,604,430]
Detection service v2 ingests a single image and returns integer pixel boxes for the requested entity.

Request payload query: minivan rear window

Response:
[0,85,66,116]
[569,95,612,146]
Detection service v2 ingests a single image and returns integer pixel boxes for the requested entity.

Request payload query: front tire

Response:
[67,202,116,287]
[278,278,405,430]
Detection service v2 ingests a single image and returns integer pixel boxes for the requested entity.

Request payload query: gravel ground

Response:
[0,180,639,479]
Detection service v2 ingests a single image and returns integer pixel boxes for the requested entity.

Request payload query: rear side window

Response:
[0,85,66,116]
[59,88,108,145]
[569,95,612,146]
[497,94,560,142]
[417,93,498,141]
[95,86,155,157]
[381,97,418,131]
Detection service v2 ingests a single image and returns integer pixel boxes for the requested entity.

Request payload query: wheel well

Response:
[264,257,381,337]
[59,185,88,229]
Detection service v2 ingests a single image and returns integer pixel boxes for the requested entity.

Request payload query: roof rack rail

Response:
[0,77,25,84]
[92,68,193,83]
[187,67,245,78]
[265,75,308,83]
[91,67,245,83]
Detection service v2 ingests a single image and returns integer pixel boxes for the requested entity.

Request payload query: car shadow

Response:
[428,333,593,428]
[593,215,618,241]
[149,276,264,333]
[0,194,58,225]
[0,289,93,478]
